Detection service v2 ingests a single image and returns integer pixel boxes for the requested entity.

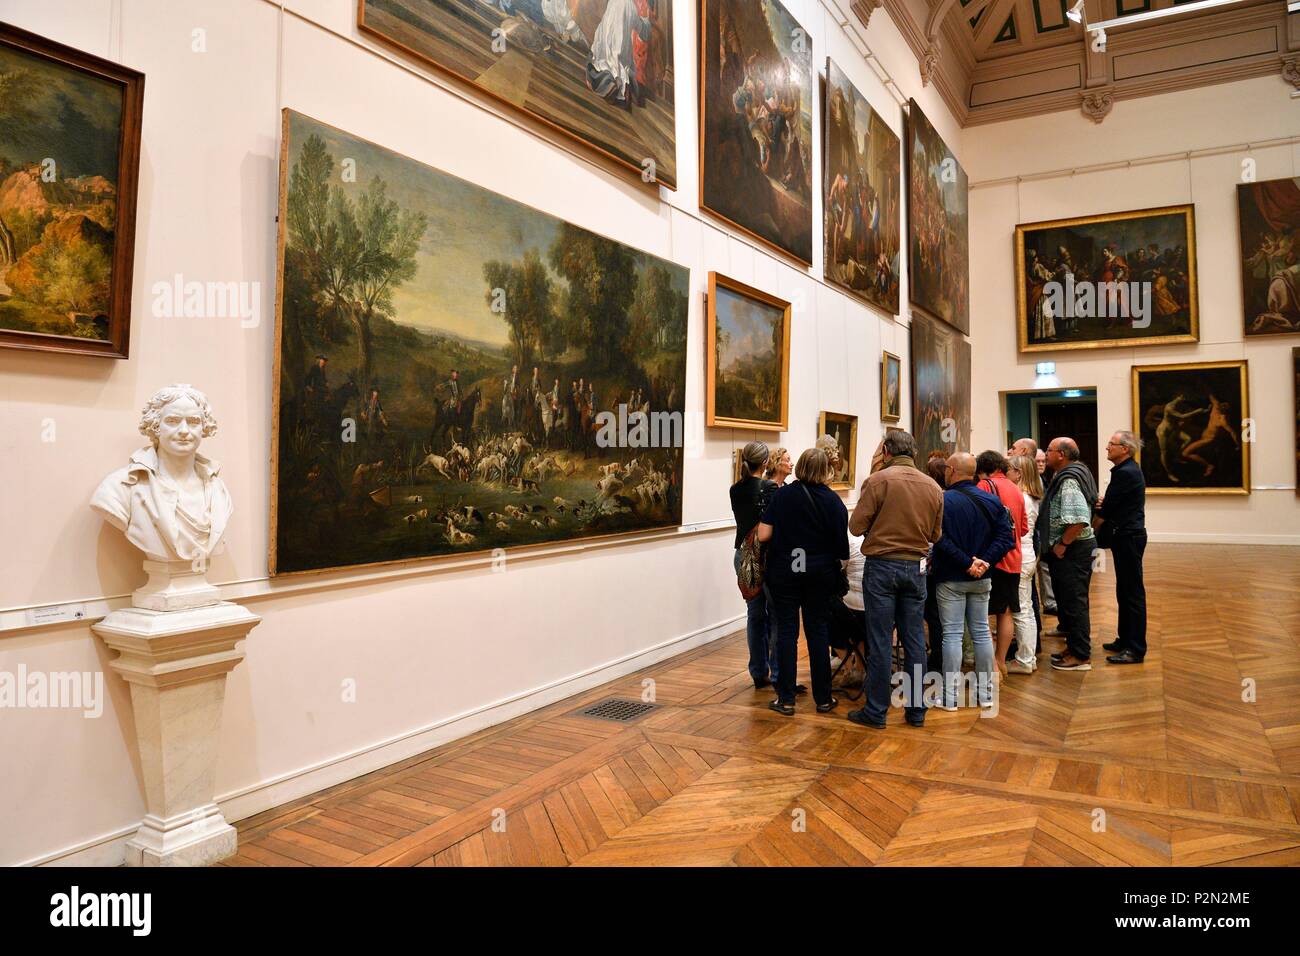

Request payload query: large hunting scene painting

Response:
[705,272,791,431]
[823,57,899,315]
[905,99,968,335]
[358,0,676,188]
[0,25,142,358]
[1016,205,1199,353]
[1238,178,1300,336]
[272,110,689,575]
[699,0,813,263]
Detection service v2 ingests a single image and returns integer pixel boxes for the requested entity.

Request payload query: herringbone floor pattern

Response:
[220,544,1300,867]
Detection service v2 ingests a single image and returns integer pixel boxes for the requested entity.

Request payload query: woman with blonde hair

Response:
[756,448,849,715]
[765,446,792,485]
[731,441,782,689]
[1005,453,1043,673]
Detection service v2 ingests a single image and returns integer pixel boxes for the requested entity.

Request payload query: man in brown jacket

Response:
[846,430,944,730]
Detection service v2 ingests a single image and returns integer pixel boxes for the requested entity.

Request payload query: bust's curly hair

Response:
[138,384,218,446]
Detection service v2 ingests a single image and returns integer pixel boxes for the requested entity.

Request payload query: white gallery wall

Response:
[0,0,952,865]
[964,75,1300,544]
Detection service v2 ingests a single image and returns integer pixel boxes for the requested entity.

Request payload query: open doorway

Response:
[1004,388,1099,477]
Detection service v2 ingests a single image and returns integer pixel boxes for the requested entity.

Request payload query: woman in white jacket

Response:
[1005,454,1043,673]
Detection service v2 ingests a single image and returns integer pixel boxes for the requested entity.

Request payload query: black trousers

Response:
[768,571,835,707]
[1047,538,1096,660]
[1110,531,1148,658]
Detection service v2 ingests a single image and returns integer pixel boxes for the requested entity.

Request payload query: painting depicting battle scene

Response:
[358,0,676,188]
[1132,360,1249,495]
[1238,178,1300,336]
[905,98,968,335]
[699,0,813,263]
[910,311,970,463]
[272,111,689,574]
[1017,205,1199,352]
[823,58,899,315]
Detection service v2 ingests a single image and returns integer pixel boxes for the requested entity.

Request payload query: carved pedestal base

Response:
[93,601,259,867]
[133,558,222,611]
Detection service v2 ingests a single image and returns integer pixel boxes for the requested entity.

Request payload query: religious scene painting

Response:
[822,58,900,315]
[706,272,791,431]
[818,410,857,491]
[699,0,813,263]
[358,0,676,188]
[1132,360,1249,495]
[1238,178,1300,336]
[881,349,901,423]
[1017,205,1198,352]
[0,25,143,358]
[272,110,689,575]
[905,98,968,334]
[910,311,970,462]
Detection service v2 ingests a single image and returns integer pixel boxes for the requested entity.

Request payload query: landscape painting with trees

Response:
[272,110,689,574]
[0,25,142,358]
[705,272,790,431]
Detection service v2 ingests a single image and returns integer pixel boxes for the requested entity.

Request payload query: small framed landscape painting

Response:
[1131,360,1249,495]
[705,272,791,432]
[0,24,144,359]
[1016,204,1199,353]
[818,410,857,491]
[881,350,901,423]
[1237,178,1300,336]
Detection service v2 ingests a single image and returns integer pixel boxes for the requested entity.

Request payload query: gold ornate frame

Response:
[705,271,791,432]
[881,350,901,423]
[1016,204,1199,353]
[1130,359,1249,496]
[818,410,858,491]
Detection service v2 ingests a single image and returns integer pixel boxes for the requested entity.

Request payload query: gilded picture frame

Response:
[818,410,857,491]
[705,271,791,431]
[881,349,901,423]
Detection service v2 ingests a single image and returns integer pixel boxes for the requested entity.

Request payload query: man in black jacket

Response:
[1095,430,1148,663]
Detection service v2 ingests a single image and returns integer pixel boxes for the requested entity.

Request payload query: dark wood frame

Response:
[356,0,677,191]
[698,0,813,267]
[0,22,143,359]
[705,271,791,432]
[1015,203,1199,353]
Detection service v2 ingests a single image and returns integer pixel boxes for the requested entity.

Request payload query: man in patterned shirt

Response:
[1037,437,1098,671]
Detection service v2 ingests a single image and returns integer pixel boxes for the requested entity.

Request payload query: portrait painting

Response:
[1132,360,1249,495]
[910,312,970,462]
[699,0,813,263]
[705,271,791,431]
[272,110,689,575]
[0,24,143,358]
[358,0,677,189]
[1017,204,1199,352]
[1237,178,1300,336]
[823,58,899,315]
[905,98,968,334]
[818,410,857,491]
[881,350,901,423]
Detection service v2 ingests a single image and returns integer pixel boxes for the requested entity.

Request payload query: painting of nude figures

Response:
[1017,205,1199,353]
[0,24,143,358]
[272,110,689,575]
[358,0,676,189]
[700,0,813,263]
[823,58,899,315]
[706,272,791,431]
[1132,360,1249,495]
[905,99,967,334]
[910,311,970,463]
[1238,178,1300,336]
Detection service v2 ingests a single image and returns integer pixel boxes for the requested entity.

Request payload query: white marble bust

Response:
[91,384,233,566]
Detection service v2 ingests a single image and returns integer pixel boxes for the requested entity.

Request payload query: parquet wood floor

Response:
[220,544,1300,867]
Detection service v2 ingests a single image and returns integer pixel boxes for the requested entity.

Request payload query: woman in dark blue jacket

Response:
[756,448,849,715]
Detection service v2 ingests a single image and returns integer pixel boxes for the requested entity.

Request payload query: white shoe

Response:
[935,702,958,712]
[1006,660,1034,674]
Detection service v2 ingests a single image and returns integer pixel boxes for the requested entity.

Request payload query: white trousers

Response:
[1014,559,1039,666]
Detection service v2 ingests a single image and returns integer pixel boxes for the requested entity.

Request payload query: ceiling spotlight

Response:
[1066,0,1086,23]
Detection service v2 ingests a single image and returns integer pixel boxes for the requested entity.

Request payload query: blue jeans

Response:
[735,549,778,684]
[936,579,994,707]
[862,557,928,724]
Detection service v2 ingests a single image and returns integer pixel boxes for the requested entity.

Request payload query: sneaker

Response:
[1006,660,1034,674]
[846,709,885,729]
[1051,654,1092,671]
[934,702,958,712]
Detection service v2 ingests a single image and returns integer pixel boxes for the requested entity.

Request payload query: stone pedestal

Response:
[93,600,259,867]
[133,558,222,611]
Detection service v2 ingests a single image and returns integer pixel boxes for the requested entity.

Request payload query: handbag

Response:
[736,525,766,601]
[799,483,850,597]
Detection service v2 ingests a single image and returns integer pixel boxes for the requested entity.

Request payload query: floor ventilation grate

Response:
[577,698,657,723]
